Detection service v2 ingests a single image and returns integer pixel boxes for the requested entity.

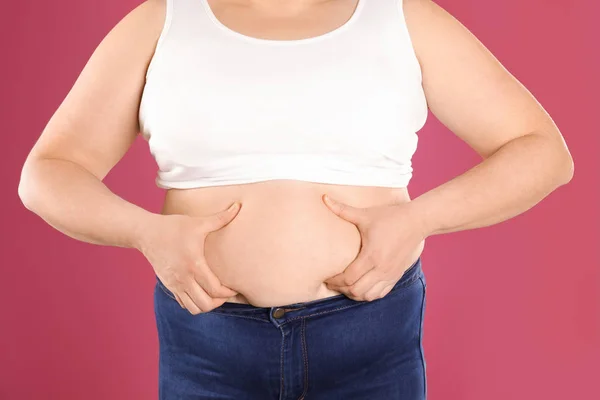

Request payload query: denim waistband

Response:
[281,255,422,308]
[157,256,424,324]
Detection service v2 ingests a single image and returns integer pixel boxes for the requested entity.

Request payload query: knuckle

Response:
[203,284,220,298]
[170,263,191,279]
[343,275,356,286]
[168,271,190,288]
[363,293,376,302]
[348,286,361,297]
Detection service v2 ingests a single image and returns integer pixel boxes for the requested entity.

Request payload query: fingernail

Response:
[228,202,239,211]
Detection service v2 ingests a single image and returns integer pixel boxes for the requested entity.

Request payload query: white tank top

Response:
[138,0,428,189]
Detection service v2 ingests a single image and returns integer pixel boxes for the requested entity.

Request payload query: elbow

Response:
[556,150,574,186]
[18,183,36,213]
[18,161,41,212]
[18,171,35,211]
[543,131,574,186]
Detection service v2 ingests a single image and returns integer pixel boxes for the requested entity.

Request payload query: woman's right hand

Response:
[138,202,242,314]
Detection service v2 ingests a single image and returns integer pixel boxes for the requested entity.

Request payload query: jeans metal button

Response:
[273,308,286,318]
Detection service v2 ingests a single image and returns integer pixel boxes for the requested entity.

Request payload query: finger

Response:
[202,202,241,232]
[178,290,203,315]
[211,296,232,309]
[362,279,394,302]
[322,195,366,225]
[183,281,215,313]
[335,268,383,300]
[173,292,186,308]
[379,283,396,298]
[338,289,362,302]
[193,258,239,298]
[325,250,374,287]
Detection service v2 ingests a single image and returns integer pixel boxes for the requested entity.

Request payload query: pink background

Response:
[1,0,598,399]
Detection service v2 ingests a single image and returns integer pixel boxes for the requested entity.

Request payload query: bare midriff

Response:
[160,179,423,308]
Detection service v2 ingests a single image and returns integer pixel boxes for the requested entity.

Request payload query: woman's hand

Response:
[322,195,427,302]
[138,203,242,314]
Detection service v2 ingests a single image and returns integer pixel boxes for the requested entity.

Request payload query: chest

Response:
[139,36,427,162]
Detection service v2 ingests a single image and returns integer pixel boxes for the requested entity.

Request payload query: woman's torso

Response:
[144,0,428,307]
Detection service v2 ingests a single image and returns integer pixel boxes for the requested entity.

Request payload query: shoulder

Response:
[86,0,169,79]
[400,0,481,72]
[99,0,167,53]
[401,0,456,46]
[118,0,166,41]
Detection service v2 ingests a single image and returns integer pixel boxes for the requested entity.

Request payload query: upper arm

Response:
[24,0,167,180]
[403,0,567,159]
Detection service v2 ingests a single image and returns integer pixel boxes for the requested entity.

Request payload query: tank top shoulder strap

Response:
[145,0,213,80]
[345,0,422,81]
[349,0,410,27]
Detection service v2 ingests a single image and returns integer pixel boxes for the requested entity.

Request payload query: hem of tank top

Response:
[198,0,367,46]
[154,177,412,190]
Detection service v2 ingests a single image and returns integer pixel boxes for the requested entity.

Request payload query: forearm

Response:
[410,132,574,237]
[18,157,159,250]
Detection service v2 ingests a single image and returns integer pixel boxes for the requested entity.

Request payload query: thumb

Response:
[322,195,365,225]
[203,202,241,232]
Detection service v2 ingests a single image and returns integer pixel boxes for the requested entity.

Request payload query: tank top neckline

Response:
[199,0,365,46]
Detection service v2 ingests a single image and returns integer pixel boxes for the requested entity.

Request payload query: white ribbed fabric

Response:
[138,0,428,189]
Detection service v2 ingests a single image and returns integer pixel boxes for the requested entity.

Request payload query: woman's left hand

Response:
[322,194,428,302]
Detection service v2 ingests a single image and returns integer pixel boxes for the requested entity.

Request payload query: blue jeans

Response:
[154,257,427,400]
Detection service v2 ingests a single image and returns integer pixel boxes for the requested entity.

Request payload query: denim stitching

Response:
[393,270,420,291]
[299,318,309,400]
[208,311,270,323]
[214,306,265,313]
[154,287,167,400]
[387,271,422,298]
[280,328,285,400]
[220,309,270,317]
[393,257,424,289]
[418,276,427,399]
[282,302,363,324]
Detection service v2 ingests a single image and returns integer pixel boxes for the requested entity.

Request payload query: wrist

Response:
[406,196,438,239]
[130,210,163,253]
